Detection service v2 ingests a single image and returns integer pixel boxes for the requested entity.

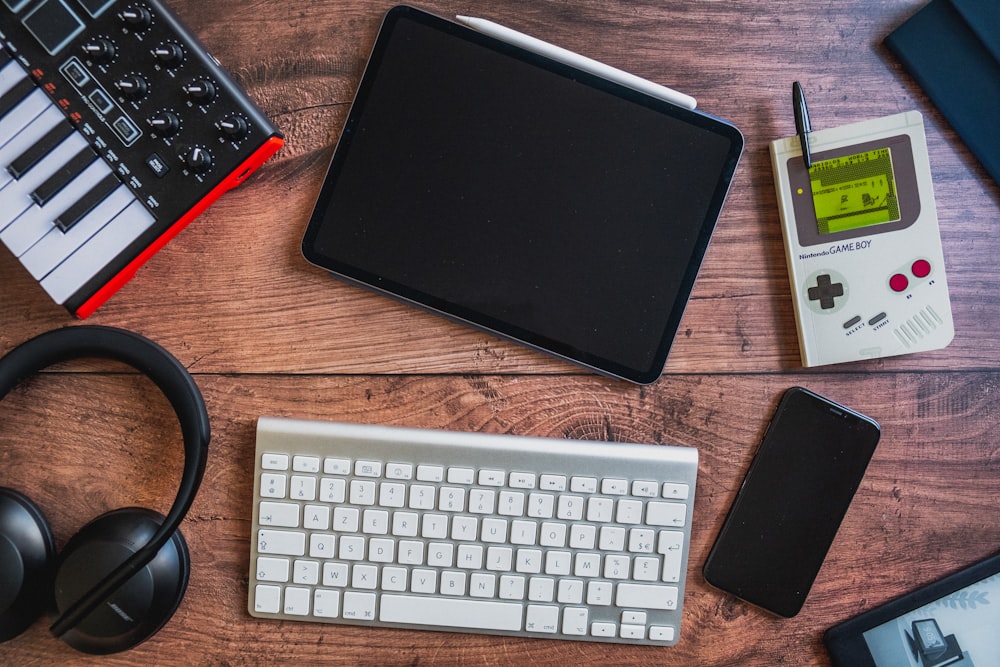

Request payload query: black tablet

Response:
[301,5,744,383]
[825,552,1000,666]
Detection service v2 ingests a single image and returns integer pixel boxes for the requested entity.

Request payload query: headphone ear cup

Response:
[52,508,190,654]
[0,487,56,641]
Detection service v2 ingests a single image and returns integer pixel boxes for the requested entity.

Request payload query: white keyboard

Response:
[248,417,698,646]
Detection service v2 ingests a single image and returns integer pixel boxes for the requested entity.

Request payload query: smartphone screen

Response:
[703,386,881,617]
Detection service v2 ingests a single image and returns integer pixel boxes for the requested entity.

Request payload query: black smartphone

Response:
[703,386,881,617]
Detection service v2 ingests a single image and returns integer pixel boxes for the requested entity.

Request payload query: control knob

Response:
[153,43,185,68]
[120,6,152,30]
[115,75,148,100]
[81,38,116,63]
[219,116,248,141]
[148,111,181,137]
[182,146,213,173]
[183,80,217,104]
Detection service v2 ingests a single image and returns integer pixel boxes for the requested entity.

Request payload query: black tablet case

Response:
[884,0,1000,186]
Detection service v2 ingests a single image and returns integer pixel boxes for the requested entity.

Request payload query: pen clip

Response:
[793,81,813,169]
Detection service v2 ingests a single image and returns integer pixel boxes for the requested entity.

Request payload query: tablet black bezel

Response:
[301,5,744,384]
[824,551,1000,666]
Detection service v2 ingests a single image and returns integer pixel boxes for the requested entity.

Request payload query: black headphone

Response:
[0,326,210,654]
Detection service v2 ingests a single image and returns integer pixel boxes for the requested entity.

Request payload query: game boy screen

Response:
[810,147,901,234]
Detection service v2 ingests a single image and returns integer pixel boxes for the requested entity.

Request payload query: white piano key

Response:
[0,88,51,148]
[20,184,133,279]
[0,106,64,191]
[20,185,135,280]
[0,131,88,236]
[0,60,29,98]
[41,198,156,304]
[5,157,111,258]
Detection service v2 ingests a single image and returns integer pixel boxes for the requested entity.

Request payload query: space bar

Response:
[379,595,523,631]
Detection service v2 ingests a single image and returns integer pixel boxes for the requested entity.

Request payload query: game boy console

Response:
[771,111,953,368]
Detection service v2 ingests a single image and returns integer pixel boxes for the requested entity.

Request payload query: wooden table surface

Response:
[2,0,998,664]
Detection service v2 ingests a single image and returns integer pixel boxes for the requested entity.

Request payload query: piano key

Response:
[41,199,156,304]
[31,146,98,206]
[0,130,88,237]
[0,105,64,191]
[8,121,74,179]
[0,88,52,148]
[56,171,120,232]
[0,58,27,98]
[20,183,133,279]
[0,77,35,119]
[3,157,112,257]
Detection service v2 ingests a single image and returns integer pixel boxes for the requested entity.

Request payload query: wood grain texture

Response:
[1,0,999,665]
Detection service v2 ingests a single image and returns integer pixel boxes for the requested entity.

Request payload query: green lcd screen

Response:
[809,147,900,234]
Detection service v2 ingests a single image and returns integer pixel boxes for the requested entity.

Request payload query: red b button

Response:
[912,259,931,278]
[889,273,909,292]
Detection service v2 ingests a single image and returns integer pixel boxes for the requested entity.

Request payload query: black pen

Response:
[793,81,813,169]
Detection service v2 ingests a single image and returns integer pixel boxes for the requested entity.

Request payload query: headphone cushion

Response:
[0,488,56,641]
[53,508,190,654]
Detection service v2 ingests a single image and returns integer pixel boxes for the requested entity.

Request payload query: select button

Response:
[146,153,170,178]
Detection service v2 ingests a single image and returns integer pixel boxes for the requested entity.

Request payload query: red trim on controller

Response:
[74,136,284,319]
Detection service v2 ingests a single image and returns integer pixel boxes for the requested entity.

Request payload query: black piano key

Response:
[54,171,121,232]
[0,77,36,118]
[30,147,97,206]
[7,121,74,178]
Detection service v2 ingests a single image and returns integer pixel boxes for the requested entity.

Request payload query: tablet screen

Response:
[302,6,744,383]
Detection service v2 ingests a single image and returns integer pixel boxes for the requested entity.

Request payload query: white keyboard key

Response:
[355,460,382,477]
[539,522,566,548]
[557,579,584,604]
[422,514,448,539]
[447,466,475,484]
[260,473,286,499]
[342,591,376,620]
[525,604,558,633]
[650,625,676,642]
[293,560,319,585]
[634,557,659,582]
[378,482,406,508]
[416,464,444,482]
[258,502,299,528]
[392,512,419,537]
[569,524,596,550]
[324,457,351,475]
[289,475,317,501]
[599,526,626,551]
[352,565,378,589]
[478,469,505,486]
[646,501,687,527]
[662,482,690,500]
[320,477,346,503]
[470,572,496,598]
[605,555,631,579]
[616,499,644,524]
[323,562,348,587]
[283,587,311,616]
[350,480,376,505]
[539,474,566,491]
[469,489,496,514]
[527,493,554,518]
[487,546,513,572]
[410,569,437,594]
[441,570,467,595]
[586,497,613,522]
[385,462,413,480]
[452,516,479,541]
[563,607,589,635]
[333,507,359,532]
[383,567,408,592]
[339,536,365,560]
[509,472,536,489]
[658,530,685,583]
[620,624,644,639]
[255,557,289,582]
[498,574,525,599]
[601,478,628,495]
[510,520,537,545]
[482,518,508,543]
[516,548,542,574]
[380,595,522,631]
[409,484,435,510]
[303,505,330,530]
[591,621,616,637]
[570,476,597,493]
[254,585,281,614]
[528,576,554,602]
[427,542,454,567]
[438,486,465,511]
[574,553,600,578]
[628,528,655,553]
[616,583,679,610]
[314,589,340,618]
[261,453,288,470]
[257,530,305,557]
[544,551,571,576]
[293,456,320,473]
[556,495,584,520]
[398,540,424,565]
[498,491,525,516]
[631,480,658,497]
[586,581,612,605]
[369,538,394,563]
[309,533,335,559]
[622,611,647,625]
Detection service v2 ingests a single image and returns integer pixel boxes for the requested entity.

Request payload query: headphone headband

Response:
[0,326,210,638]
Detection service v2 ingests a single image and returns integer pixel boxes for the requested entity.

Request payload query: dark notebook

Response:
[884,0,1000,187]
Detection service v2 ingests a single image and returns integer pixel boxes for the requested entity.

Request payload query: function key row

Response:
[261,453,689,501]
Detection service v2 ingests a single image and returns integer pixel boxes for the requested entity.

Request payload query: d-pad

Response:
[807,274,844,310]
